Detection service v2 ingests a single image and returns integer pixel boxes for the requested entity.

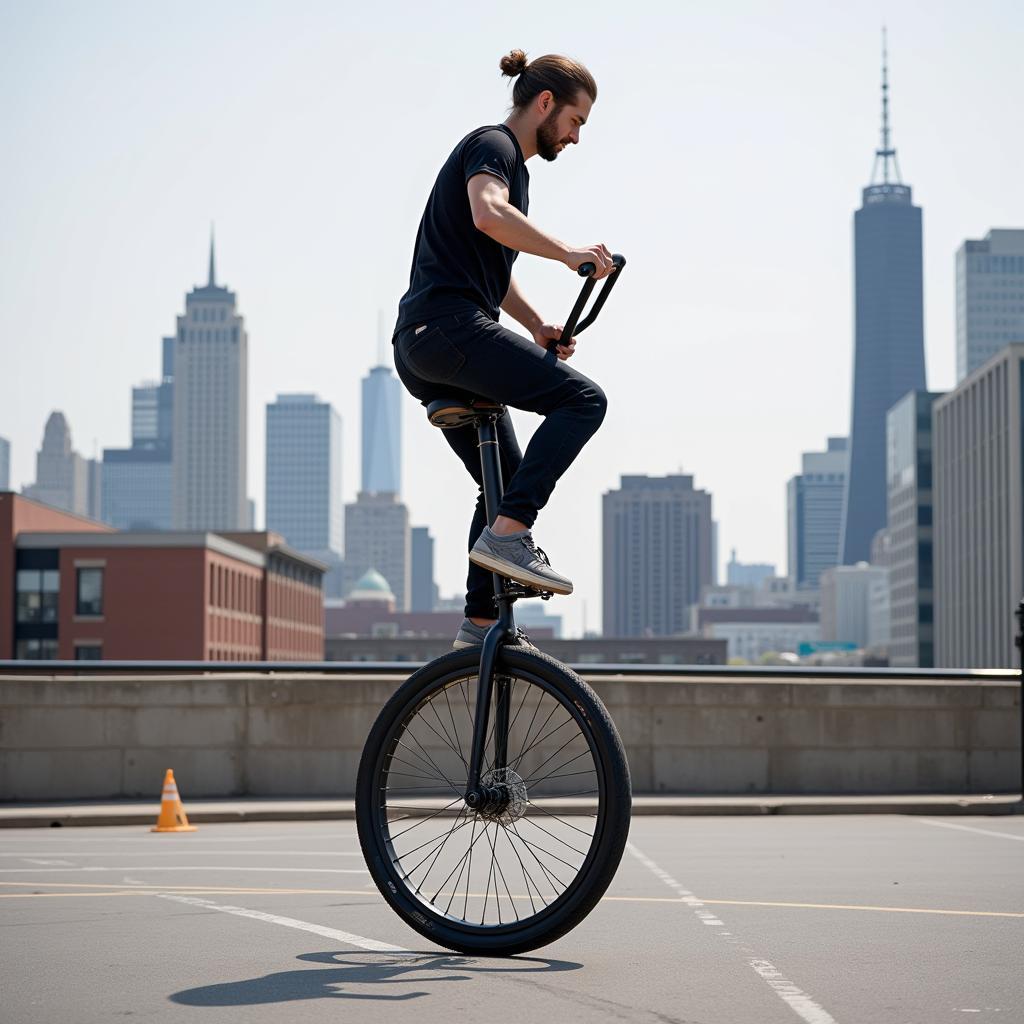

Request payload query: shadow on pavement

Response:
[169,949,583,1005]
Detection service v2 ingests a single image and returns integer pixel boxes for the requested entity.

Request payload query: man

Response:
[392,49,616,649]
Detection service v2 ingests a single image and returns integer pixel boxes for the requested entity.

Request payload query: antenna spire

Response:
[208,225,216,287]
[871,27,903,185]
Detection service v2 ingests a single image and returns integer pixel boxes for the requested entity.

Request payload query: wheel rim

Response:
[369,664,608,935]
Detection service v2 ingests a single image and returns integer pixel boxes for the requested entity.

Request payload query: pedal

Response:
[494,582,554,603]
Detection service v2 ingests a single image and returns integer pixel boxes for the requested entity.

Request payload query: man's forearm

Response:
[479,203,570,265]
[500,276,543,333]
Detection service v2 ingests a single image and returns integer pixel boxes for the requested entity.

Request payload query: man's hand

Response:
[565,244,616,279]
[533,323,576,360]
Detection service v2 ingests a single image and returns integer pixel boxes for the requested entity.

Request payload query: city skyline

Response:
[2,2,1022,638]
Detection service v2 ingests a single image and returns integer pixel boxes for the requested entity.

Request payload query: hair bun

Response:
[499,49,529,77]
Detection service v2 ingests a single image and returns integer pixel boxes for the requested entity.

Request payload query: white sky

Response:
[1,0,1021,637]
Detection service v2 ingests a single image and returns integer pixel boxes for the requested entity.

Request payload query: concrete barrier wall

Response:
[0,672,1019,800]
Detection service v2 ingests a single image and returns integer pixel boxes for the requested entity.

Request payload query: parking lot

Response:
[2,814,1022,1023]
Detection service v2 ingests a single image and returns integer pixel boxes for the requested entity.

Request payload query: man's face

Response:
[535,91,592,162]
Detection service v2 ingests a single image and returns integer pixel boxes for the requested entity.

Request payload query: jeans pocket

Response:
[402,324,467,382]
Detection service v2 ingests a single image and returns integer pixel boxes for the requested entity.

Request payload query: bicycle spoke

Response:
[509,714,576,773]
[390,738,462,794]
[519,731,585,785]
[384,796,464,840]
[526,803,599,831]
[518,813,589,856]
[521,750,592,788]
[441,686,469,771]
[508,820,569,895]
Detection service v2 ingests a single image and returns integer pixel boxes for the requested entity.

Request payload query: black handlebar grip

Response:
[578,262,596,278]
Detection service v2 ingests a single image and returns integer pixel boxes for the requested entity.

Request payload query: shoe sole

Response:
[468,549,574,596]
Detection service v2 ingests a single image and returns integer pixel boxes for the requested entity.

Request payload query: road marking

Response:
[155,893,415,954]
[919,819,1024,843]
[21,858,74,866]
[627,842,839,1024]
[0,866,367,874]
[699,898,1024,919]
[0,850,363,858]
[1,879,1020,920]
[0,834,354,845]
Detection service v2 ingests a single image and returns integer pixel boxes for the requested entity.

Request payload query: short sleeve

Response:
[462,129,518,188]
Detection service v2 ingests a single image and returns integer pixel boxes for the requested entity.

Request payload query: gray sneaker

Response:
[452,618,538,650]
[468,527,573,595]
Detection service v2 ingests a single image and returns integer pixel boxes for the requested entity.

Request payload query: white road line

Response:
[0,866,367,874]
[22,858,75,866]
[918,819,1024,843]
[626,842,838,1024]
[156,893,414,954]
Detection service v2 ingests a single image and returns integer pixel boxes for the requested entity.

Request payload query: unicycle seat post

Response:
[465,410,515,795]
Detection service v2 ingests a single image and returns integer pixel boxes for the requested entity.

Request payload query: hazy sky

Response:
[2,1,1021,637]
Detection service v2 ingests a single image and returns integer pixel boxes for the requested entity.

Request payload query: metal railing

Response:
[0,659,1017,680]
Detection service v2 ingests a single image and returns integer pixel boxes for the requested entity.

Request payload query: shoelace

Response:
[522,535,552,567]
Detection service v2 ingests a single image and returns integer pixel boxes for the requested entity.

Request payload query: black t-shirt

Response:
[394,124,530,335]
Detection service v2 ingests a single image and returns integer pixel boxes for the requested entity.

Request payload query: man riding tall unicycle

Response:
[391,49,617,648]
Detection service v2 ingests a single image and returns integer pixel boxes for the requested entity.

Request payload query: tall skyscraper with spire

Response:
[171,233,249,530]
[839,34,926,566]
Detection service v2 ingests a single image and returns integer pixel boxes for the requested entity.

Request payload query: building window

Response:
[76,568,104,616]
[16,569,59,624]
[15,638,59,660]
[75,644,102,661]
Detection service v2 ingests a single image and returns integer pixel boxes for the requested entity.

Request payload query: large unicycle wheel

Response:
[356,646,631,955]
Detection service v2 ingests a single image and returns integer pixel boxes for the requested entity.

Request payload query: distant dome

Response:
[349,568,395,602]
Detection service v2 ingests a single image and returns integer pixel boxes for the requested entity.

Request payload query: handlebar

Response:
[550,253,627,353]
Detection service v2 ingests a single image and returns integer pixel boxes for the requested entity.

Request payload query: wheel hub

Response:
[470,768,528,825]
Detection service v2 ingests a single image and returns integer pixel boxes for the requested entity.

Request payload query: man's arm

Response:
[500,275,543,335]
[467,174,615,277]
[501,274,578,362]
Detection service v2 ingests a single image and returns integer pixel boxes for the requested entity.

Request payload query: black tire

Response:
[356,646,631,955]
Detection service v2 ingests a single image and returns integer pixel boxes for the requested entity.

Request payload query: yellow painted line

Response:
[2,880,1021,919]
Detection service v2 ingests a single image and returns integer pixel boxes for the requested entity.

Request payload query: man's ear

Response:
[537,89,554,114]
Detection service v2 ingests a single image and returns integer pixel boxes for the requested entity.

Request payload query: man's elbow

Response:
[472,204,500,235]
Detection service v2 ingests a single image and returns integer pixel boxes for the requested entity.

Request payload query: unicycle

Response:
[356,255,630,956]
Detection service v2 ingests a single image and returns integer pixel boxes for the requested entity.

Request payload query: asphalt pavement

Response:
[2,816,1022,1023]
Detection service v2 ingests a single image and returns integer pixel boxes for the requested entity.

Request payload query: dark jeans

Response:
[393,308,608,620]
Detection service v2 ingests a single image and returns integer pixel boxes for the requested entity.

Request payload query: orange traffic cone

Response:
[151,769,198,833]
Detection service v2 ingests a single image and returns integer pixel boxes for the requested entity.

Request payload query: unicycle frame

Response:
[462,254,626,810]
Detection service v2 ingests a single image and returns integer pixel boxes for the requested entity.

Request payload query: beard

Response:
[536,105,568,162]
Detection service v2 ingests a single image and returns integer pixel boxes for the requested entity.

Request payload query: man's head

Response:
[500,50,596,162]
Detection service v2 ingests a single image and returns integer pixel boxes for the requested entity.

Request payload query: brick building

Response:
[2,493,324,661]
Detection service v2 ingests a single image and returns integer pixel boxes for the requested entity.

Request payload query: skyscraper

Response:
[725,551,775,588]
[265,394,343,595]
[23,412,92,517]
[787,437,847,589]
[933,345,1024,668]
[361,365,401,495]
[343,491,410,611]
[172,236,249,530]
[956,229,1024,382]
[410,525,438,612]
[0,436,9,491]
[839,38,927,565]
[602,474,713,637]
[886,391,942,668]
[101,336,174,530]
